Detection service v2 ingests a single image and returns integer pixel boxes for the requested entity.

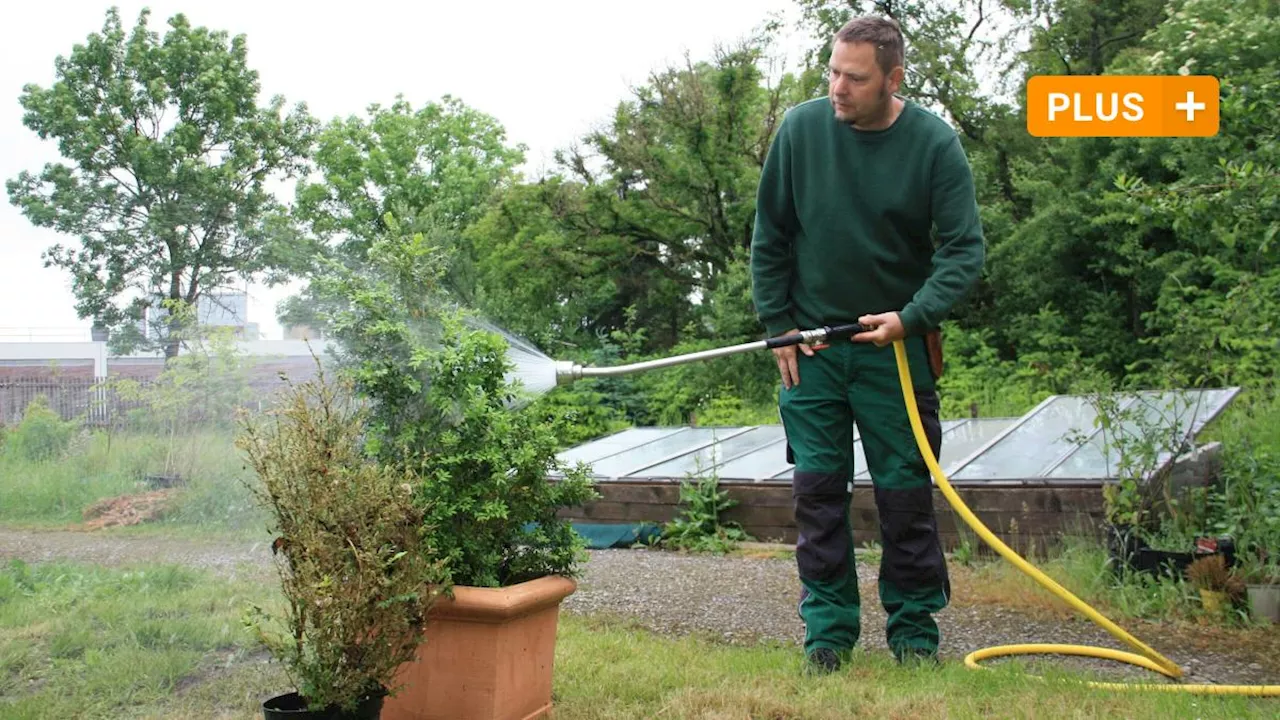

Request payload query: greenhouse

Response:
[550,388,1240,549]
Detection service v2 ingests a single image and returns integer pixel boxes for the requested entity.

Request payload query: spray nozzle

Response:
[764,323,868,349]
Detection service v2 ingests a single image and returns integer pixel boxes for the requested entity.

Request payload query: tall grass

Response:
[0,429,265,536]
[956,533,1202,622]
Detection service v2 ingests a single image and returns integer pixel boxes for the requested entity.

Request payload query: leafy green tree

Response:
[1105,0,1280,387]
[990,0,1279,385]
[6,7,316,356]
[280,96,524,329]
[468,35,806,360]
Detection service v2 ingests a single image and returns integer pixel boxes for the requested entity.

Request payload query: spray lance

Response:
[532,326,1280,696]
[551,323,868,385]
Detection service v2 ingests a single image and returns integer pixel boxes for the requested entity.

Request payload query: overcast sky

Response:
[1,0,807,341]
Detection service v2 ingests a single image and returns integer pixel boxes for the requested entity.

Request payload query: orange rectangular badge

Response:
[1027,75,1219,137]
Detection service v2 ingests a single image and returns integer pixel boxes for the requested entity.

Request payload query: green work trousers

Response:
[779,336,950,659]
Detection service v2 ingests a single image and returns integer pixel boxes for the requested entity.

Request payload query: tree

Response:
[279,96,524,330]
[6,7,316,357]
[467,35,807,354]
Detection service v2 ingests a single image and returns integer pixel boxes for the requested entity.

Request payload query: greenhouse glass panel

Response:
[952,396,1096,480]
[1047,388,1239,478]
[556,427,688,467]
[633,426,786,478]
[581,427,728,478]
[937,418,1019,474]
[713,440,791,480]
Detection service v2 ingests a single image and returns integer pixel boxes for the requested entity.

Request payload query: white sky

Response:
[1,0,807,341]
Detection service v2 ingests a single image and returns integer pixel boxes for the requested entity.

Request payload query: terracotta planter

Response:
[382,575,576,720]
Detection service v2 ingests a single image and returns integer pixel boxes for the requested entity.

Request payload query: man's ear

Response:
[888,65,905,93]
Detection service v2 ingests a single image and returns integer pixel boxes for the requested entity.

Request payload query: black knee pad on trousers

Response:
[793,471,849,583]
[876,485,949,591]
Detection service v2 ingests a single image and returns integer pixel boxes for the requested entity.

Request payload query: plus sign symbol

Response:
[1164,77,1219,135]
[1175,90,1206,122]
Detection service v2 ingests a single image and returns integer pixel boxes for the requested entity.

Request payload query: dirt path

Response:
[3,526,1276,687]
[0,526,272,580]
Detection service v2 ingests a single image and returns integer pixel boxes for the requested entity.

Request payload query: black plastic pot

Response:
[262,689,385,720]
[1107,524,1239,579]
[1132,548,1195,578]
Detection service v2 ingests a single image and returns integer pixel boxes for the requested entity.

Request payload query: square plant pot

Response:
[382,575,576,720]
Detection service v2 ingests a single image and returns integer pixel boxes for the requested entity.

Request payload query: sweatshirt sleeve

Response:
[750,114,799,337]
[899,134,986,336]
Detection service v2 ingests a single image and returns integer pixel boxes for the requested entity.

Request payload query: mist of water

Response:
[462,317,562,399]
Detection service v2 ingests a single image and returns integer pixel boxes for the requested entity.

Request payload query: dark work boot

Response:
[806,647,842,675]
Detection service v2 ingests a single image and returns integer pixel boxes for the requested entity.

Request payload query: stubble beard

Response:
[833,84,891,127]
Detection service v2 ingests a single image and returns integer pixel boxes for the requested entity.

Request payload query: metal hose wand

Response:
[552,323,868,385]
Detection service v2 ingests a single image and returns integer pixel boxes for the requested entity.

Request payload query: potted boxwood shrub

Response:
[237,366,451,719]
[309,216,597,720]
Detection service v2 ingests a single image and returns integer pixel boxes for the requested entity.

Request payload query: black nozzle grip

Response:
[765,323,868,349]
[823,323,868,341]
[765,332,804,349]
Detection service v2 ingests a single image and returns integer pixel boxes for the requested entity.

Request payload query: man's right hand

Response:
[772,328,820,390]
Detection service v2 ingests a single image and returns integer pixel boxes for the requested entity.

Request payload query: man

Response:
[749,15,985,674]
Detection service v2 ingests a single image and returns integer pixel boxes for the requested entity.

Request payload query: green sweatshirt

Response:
[750,97,985,338]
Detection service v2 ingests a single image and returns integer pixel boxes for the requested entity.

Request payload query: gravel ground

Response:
[2,528,1276,687]
[562,549,1278,687]
[0,527,272,581]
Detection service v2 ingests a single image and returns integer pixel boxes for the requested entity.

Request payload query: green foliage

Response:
[282,94,525,331]
[5,7,316,356]
[105,301,254,478]
[311,212,598,588]
[4,396,77,463]
[527,383,630,450]
[693,392,780,427]
[466,36,808,354]
[236,367,450,713]
[661,470,753,554]
[1074,387,1204,535]
[1202,387,1280,563]
[401,316,599,587]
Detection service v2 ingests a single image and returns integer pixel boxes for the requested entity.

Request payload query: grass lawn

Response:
[1,558,1275,719]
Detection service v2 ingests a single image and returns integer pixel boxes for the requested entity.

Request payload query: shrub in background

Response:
[237,368,450,714]
[5,395,76,462]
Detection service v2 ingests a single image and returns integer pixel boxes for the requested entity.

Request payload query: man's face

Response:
[827,41,899,125]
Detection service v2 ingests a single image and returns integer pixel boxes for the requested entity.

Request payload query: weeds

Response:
[661,468,753,554]
[3,396,77,463]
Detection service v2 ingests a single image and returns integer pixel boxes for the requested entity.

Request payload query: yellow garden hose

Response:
[890,338,1280,696]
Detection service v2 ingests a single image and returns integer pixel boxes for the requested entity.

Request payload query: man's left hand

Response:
[853,312,905,347]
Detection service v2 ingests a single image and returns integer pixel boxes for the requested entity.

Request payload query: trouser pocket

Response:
[913,389,943,462]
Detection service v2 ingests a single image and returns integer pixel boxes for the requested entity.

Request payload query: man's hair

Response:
[833,15,905,76]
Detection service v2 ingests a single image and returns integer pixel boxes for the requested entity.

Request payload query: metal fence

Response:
[1,377,150,426]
